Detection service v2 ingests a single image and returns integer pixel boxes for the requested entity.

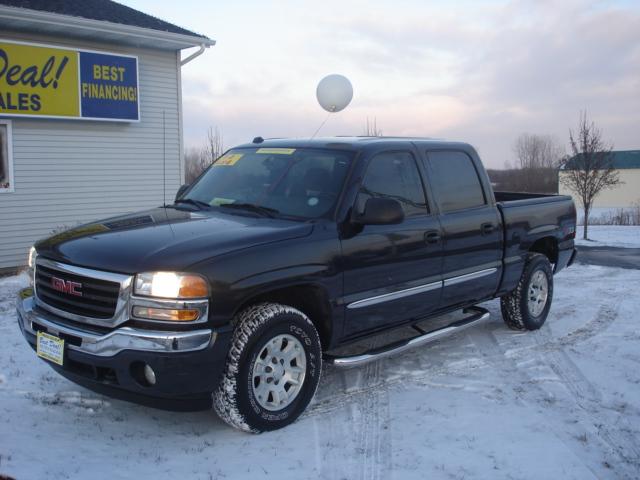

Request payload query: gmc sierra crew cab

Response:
[17,137,577,432]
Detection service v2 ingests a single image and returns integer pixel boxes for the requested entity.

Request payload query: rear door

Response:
[420,149,502,308]
[340,149,444,338]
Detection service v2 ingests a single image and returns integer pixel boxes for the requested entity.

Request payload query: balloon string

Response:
[310,112,332,140]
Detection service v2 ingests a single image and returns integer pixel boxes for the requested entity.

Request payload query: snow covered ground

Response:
[575,226,640,248]
[1,264,639,479]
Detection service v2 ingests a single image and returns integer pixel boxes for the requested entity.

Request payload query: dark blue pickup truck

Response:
[17,137,577,432]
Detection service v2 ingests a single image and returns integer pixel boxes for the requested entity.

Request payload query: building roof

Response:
[0,0,208,38]
[563,150,640,170]
[0,0,214,50]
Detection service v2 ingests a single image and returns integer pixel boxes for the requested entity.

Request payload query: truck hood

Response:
[35,207,313,274]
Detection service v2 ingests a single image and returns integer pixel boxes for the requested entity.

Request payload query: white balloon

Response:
[316,74,353,113]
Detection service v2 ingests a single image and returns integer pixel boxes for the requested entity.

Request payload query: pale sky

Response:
[123,0,639,169]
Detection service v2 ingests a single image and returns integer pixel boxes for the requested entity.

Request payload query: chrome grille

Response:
[35,263,120,319]
[34,259,132,327]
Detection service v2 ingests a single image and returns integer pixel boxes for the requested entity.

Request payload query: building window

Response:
[0,120,13,193]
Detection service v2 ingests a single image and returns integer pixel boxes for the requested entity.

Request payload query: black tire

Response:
[500,253,554,331]
[213,302,322,433]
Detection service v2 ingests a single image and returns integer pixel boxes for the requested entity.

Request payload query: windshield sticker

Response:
[256,148,296,155]
[210,197,236,206]
[215,153,243,166]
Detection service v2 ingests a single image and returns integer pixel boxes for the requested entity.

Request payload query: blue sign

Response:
[79,51,139,121]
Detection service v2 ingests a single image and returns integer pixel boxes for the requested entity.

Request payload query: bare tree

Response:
[185,126,224,183]
[364,117,383,136]
[185,147,206,184]
[204,126,224,163]
[514,133,563,170]
[494,134,563,193]
[560,112,621,240]
[509,133,564,192]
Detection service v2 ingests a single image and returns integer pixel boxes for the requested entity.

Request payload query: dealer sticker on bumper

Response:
[36,331,65,366]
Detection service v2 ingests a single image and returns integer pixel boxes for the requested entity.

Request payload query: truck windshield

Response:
[181,147,354,219]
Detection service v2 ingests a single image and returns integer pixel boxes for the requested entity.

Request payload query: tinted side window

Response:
[357,152,427,217]
[425,151,486,212]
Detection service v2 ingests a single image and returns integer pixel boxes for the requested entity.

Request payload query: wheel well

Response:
[529,236,558,264]
[236,284,333,350]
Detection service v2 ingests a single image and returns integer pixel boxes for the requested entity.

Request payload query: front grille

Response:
[35,264,120,319]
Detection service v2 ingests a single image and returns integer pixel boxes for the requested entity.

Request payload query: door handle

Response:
[481,223,495,235]
[424,231,441,244]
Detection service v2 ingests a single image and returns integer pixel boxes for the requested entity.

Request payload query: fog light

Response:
[143,364,156,385]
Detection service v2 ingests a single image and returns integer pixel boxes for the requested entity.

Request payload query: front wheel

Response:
[501,253,554,331]
[213,303,322,432]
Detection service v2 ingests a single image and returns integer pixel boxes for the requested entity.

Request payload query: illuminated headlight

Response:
[134,272,209,299]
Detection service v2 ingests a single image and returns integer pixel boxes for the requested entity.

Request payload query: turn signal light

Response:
[177,276,209,298]
[132,306,200,322]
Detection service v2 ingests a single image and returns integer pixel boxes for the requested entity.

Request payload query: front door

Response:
[340,150,444,338]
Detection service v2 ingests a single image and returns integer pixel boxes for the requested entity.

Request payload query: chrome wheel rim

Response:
[252,334,307,411]
[527,270,549,317]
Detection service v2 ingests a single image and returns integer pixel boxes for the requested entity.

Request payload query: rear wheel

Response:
[213,303,322,433]
[501,253,553,331]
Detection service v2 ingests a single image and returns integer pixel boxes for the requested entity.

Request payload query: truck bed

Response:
[494,191,571,206]
[493,191,577,296]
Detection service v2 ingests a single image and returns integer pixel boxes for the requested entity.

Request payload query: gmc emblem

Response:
[51,276,83,297]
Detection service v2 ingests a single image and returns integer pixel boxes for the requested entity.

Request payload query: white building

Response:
[559,150,640,210]
[0,0,214,271]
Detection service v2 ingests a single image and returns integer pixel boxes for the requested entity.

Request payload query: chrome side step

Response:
[324,306,490,369]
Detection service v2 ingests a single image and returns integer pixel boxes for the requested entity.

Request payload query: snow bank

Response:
[575,225,640,248]
[1,264,639,479]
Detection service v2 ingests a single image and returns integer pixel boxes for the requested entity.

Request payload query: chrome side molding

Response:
[347,281,441,309]
[346,267,498,310]
[443,268,497,287]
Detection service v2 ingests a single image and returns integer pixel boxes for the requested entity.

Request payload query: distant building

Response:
[559,150,640,208]
[0,0,214,270]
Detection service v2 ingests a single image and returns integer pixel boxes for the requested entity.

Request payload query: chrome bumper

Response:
[17,293,214,357]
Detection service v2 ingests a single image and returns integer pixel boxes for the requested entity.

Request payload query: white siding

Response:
[559,169,640,208]
[0,32,182,269]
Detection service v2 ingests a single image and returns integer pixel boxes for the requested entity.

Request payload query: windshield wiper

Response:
[174,198,211,210]
[219,203,280,218]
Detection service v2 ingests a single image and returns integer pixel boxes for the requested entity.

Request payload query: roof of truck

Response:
[234,136,473,151]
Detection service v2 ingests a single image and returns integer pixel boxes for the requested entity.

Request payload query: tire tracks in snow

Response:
[356,359,391,480]
[466,325,616,478]
[533,299,640,470]
[546,301,622,350]
[466,297,640,479]
[308,334,484,419]
[313,340,391,480]
[308,282,638,478]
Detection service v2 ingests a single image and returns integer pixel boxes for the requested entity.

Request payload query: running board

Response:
[324,306,490,369]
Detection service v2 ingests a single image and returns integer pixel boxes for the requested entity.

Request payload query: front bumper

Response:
[17,292,231,411]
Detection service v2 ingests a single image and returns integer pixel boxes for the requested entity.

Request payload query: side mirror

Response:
[175,183,190,201]
[354,198,405,225]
